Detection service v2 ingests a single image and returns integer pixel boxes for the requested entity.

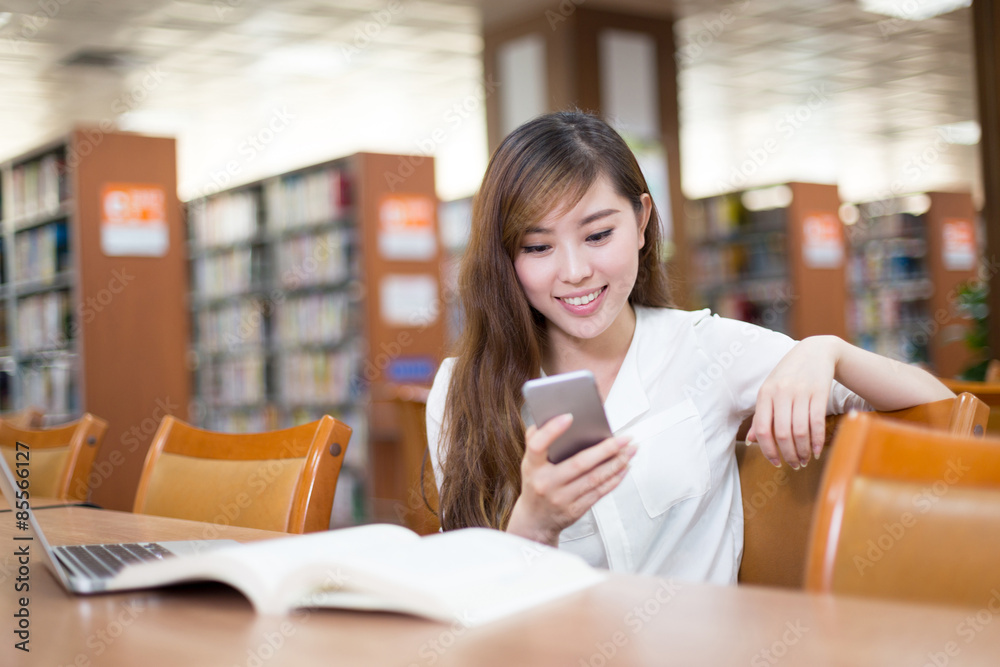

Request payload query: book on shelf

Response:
[10,152,66,221]
[13,221,68,283]
[17,291,70,352]
[189,190,260,247]
[197,300,268,352]
[266,166,350,232]
[20,355,75,417]
[108,523,604,625]
[277,348,359,404]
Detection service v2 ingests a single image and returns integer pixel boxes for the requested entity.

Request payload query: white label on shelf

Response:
[497,33,547,138]
[378,194,437,261]
[100,183,169,257]
[599,29,660,142]
[802,211,843,269]
[379,274,439,327]
[942,218,975,271]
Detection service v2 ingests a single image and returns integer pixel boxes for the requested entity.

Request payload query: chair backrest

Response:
[737,393,988,588]
[939,377,1000,434]
[133,415,351,534]
[805,411,1000,607]
[0,413,108,501]
[389,384,440,535]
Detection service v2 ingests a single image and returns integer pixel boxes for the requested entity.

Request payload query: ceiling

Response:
[672,0,979,204]
[0,0,981,205]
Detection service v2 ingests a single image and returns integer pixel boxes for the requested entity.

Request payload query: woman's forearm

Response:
[817,335,956,411]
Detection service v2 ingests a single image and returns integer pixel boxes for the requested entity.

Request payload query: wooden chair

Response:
[0,413,108,501]
[133,415,351,534]
[939,377,1000,434]
[736,393,988,588]
[388,384,440,535]
[805,411,1000,607]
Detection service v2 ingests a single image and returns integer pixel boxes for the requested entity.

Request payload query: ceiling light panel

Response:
[859,0,972,21]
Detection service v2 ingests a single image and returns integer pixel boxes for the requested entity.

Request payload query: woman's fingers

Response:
[772,394,802,468]
[810,394,827,459]
[568,461,632,516]
[519,421,635,535]
[553,433,632,481]
[790,396,813,466]
[756,390,829,468]
[751,400,781,467]
[555,443,636,511]
[523,414,573,465]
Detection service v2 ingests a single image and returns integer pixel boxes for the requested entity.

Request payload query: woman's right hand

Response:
[506,414,636,547]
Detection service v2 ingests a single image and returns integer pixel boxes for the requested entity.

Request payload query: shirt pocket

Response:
[559,509,597,543]
[624,399,712,518]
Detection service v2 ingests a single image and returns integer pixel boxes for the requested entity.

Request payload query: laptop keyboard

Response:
[58,543,176,579]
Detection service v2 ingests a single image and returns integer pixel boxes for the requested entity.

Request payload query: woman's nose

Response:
[558,246,593,284]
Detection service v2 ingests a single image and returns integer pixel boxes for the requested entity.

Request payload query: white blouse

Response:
[426,307,869,585]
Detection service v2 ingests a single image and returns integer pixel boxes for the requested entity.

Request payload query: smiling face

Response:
[514,174,651,351]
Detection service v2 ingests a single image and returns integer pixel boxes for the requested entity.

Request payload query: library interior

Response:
[3,0,1000,663]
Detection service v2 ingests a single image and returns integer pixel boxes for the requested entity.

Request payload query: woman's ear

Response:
[637,193,652,248]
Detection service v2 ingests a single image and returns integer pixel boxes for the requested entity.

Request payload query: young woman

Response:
[425,111,954,584]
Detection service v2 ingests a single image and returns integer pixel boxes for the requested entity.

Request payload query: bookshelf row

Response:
[187,152,445,526]
[17,290,71,354]
[187,161,361,428]
[686,184,979,377]
[193,292,367,354]
[1,131,448,521]
[0,351,77,420]
[0,129,191,512]
[186,166,352,248]
[13,221,69,284]
[18,353,76,419]
[190,226,355,300]
[191,343,361,407]
[6,151,68,223]
[265,167,351,232]
[0,143,78,419]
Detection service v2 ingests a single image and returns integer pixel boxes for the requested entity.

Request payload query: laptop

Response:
[0,450,239,594]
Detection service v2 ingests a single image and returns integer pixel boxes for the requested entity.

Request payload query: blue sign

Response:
[387,356,436,384]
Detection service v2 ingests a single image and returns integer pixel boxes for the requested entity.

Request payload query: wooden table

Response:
[2,507,999,666]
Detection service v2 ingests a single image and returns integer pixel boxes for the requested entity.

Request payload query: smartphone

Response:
[522,370,613,464]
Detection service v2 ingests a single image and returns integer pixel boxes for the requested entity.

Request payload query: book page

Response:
[113,524,604,625]
[114,524,420,613]
[305,528,606,626]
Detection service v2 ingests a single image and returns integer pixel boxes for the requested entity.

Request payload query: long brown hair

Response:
[438,111,672,531]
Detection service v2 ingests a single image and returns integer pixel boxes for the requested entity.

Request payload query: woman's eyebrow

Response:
[578,208,619,227]
[525,208,620,235]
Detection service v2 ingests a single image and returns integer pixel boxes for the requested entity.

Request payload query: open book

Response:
[113,524,606,626]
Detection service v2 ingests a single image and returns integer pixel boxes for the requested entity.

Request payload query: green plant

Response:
[955,280,990,381]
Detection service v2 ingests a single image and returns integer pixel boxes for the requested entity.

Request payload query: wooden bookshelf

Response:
[686,182,847,340]
[0,128,190,510]
[846,191,979,377]
[186,152,444,527]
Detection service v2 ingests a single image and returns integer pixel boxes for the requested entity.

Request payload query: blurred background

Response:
[0,0,980,202]
[0,0,994,528]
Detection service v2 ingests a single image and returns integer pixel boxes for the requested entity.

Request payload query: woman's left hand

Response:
[746,336,840,468]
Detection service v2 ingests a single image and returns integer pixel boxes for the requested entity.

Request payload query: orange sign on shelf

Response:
[378,194,437,261]
[801,211,843,269]
[942,218,975,271]
[100,183,169,257]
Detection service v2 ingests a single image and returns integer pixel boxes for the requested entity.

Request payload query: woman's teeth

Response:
[561,288,602,306]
